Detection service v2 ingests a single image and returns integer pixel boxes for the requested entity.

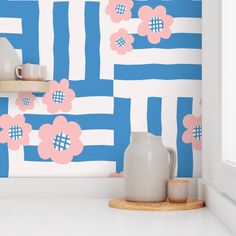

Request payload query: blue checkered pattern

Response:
[53,133,71,151]
[52,91,65,104]
[22,97,30,105]
[149,17,164,33]
[193,125,202,140]
[116,37,126,47]
[8,125,23,140]
[115,4,126,15]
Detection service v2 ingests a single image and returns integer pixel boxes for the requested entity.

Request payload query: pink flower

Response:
[42,79,75,113]
[15,93,36,111]
[110,28,134,55]
[0,114,32,150]
[106,0,134,23]
[182,115,202,151]
[38,116,83,164]
[109,172,124,178]
[138,5,173,44]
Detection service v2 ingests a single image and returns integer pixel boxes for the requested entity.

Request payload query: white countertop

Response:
[0,198,232,236]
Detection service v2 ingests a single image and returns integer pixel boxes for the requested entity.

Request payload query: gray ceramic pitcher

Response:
[124,132,176,202]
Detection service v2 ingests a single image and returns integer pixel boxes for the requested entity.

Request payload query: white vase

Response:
[0,37,21,80]
[124,132,176,202]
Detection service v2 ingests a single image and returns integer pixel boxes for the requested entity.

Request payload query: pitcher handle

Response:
[167,147,176,179]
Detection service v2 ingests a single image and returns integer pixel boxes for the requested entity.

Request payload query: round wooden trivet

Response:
[109,198,205,211]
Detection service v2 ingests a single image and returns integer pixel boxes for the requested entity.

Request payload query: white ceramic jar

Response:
[124,132,176,202]
[0,37,21,80]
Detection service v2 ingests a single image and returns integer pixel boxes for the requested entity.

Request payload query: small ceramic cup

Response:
[168,179,189,203]
[15,64,47,81]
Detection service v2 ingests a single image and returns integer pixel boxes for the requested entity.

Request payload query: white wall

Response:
[202,0,220,187]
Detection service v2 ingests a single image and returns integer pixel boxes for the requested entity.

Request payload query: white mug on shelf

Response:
[16,63,47,81]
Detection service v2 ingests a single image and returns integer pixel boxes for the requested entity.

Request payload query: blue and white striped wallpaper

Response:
[0,0,202,177]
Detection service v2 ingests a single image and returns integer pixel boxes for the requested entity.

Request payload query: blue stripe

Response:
[25,114,114,130]
[147,97,162,136]
[33,80,113,98]
[32,92,45,97]
[0,98,9,177]
[115,64,201,80]
[53,2,69,81]
[0,98,8,115]
[70,80,113,97]
[0,144,8,177]
[77,146,115,161]
[24,146,116,162]
[132,0,202,18]
[85,2,100,82]
[133,34,202,49]
[113,98,131,172]
[0,1,39,64]
[21,2,39,64]
[177,97,193,177]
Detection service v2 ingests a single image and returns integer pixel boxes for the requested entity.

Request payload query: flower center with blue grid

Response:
[53,132,71,152]
[22,97,30,106]
[115,4,126,15]
[149,17,164,33]
[192,125,202,140]
[8,125,23,140]
[116,37,126,47]
[52,90,66,104]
